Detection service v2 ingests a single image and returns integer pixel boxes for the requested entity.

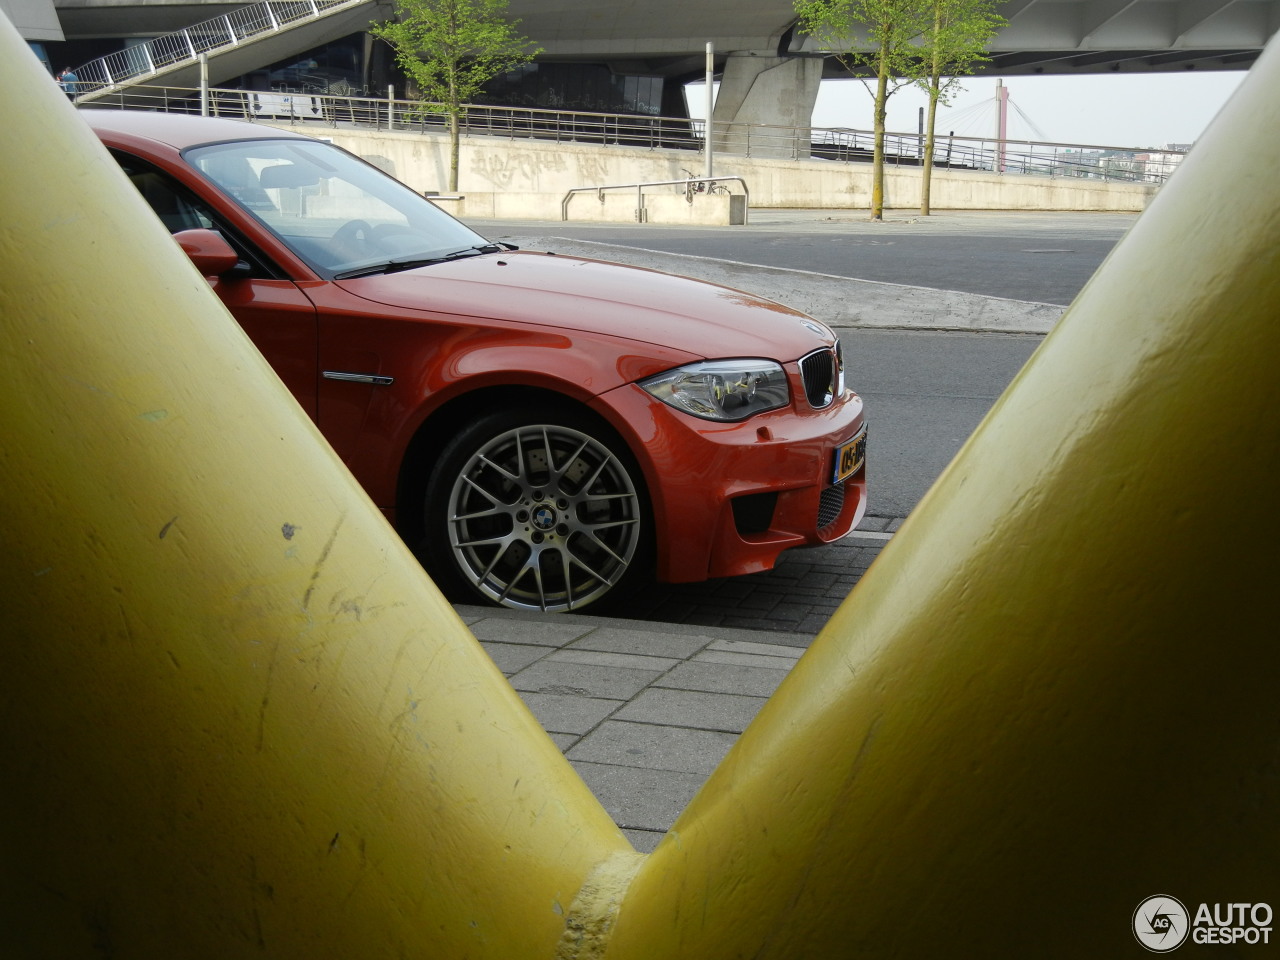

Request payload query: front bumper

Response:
[594,383,867,584]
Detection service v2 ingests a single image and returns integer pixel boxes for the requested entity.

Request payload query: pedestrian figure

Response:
[58,68,78,99]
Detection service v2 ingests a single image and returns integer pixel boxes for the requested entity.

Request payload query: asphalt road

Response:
[843,327,1042,518]
[473,208,1138,305]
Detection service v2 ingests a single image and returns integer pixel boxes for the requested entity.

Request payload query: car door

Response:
[114,155,321,420]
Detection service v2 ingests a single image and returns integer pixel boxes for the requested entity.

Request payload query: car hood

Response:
[333,251,833,361]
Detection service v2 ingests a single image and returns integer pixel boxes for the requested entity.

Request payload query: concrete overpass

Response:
[8,0,1277,133]
[41,0,1279,74]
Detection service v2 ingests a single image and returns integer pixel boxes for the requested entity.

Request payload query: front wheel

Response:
[423,408,650,612]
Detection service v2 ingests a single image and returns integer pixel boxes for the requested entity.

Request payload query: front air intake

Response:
[817,482,845,529]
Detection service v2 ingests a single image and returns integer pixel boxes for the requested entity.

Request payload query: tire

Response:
[423,406,650,612]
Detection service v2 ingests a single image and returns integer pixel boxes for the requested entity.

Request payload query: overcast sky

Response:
[815,71,1249,148]
[690,69,1249,150]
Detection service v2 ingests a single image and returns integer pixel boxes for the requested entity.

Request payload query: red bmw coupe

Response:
[84,109,867,613]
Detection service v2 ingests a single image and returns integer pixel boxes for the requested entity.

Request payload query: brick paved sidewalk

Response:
[458,607,816,852]
[615,515,903,636]
[454,517,902,852]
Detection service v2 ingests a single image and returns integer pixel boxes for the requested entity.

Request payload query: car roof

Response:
[80,109,315,150]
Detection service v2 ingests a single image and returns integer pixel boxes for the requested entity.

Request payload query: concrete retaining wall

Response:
[270,122,1157,223]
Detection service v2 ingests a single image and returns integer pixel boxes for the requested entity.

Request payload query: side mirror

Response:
[173,228,247,278]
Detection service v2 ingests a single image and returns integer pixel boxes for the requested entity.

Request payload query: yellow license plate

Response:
[833,426,867,484]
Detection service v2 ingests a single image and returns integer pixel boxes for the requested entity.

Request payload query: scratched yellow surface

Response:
[2,16,1278,958]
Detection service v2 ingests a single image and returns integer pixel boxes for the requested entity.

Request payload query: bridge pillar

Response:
[712,51,823,158]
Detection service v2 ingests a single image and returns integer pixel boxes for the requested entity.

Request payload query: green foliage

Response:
[795,0,1005,217]
[915,0,1005,213]
[372,0,540,190]
[916,0,1006,105]
[372,0,539,112]
[795,0,930,83]
[795,0,931,219]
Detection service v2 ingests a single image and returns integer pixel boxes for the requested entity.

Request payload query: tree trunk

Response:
[871,53,890,221]
[447,71,461,193]
[921,80,940,215]
[448,109,460,192]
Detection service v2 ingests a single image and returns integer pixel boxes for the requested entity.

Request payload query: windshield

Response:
[184,137,490,278]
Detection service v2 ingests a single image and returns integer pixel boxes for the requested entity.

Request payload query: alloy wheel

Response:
[444,422,642,611]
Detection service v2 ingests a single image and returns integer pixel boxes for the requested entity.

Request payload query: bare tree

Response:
[916,0,1006,214]
[795,0,930,220]
[373,0,540,192]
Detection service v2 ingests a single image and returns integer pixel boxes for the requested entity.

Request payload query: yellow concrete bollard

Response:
[0,19,633,958]
[605,37,1280,960]
[4,7,1279,956]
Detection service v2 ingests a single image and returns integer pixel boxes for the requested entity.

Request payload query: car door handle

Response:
[323,371,395,386]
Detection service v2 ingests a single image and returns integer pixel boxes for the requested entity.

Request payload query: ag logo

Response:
[1134,895,1190,952]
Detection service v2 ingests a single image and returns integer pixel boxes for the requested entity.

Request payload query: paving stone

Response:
[570,760,705,833]
[721,616,782,632]
[798,615,832,635]
[466,615,594,647]
[734,591,782,611]
[547,648,681,672]
[567,720,738,776]
[629,599,699,622]
[568,626,711,660]
[711,580,758,598]
[445,518,904,837]
[734,629,810,649]
[622,828,664,854]
[856,515,893,533]
[479,641,552,675]
[654,660,790,698]
[706,638,805,659]
[615,687,768,734]
[788,583,841,598]
[796,572,840,589]
[547,731,579,751]
[510,659,664,700]
[763,602,818,623]
[678,612,728,629]
[758,567,804,583]
[517,691,623,736]
[694,648,802,669]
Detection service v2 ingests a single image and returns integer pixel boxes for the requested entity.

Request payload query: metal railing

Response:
[561,177,750,222]
[78,84,1186,186]
[715,122,1182,184]
[67,0,369,100]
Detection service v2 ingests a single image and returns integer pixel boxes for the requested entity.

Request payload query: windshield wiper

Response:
[333,243,506,280]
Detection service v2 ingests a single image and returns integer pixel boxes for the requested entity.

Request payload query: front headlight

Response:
[639,359,789,421]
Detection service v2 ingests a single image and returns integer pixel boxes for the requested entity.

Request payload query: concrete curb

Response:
[504,235,1066,335]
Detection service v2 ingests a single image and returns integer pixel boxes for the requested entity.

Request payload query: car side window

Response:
[127,168,214,233]
[112,151,282,280]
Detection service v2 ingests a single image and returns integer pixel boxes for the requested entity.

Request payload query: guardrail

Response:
[66,0,369,100]
[713,122,1182,183]
[561,177,750,222]
[78,84,1185,186]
